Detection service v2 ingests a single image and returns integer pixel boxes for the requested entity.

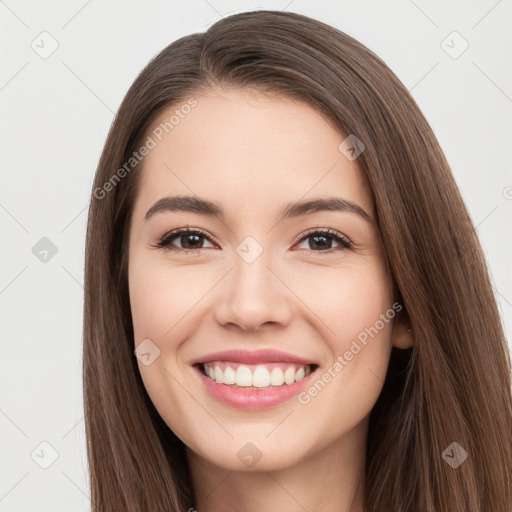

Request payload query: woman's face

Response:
[128,87,409,471]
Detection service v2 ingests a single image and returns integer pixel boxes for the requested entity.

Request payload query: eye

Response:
[293,228,352,253]
[153,227,352,254]
[155,228,216,252]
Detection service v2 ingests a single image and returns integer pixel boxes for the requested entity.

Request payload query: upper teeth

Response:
[203,362,312,388]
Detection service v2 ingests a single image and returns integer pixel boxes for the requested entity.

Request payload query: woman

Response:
[83,10,512,511]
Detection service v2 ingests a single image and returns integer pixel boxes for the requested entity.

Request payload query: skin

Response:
[128,87,413,512]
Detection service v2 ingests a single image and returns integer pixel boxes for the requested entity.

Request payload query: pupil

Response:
[182,234,201,249]
[311,234,331,250]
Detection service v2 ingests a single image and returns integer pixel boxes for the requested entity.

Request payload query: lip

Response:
[193,363,318,410]
[189,349,317,366]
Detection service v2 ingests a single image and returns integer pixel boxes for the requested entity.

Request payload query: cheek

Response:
[129,270,170,344]
[286,258,393,349]
[128,254,201,441]
[128,253,205,344]
[288,260,394,405]
[287,264,395,442]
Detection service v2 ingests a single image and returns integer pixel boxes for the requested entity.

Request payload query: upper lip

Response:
[190,349,317,366]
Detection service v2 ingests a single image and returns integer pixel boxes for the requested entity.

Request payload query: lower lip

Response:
[193,365,317,410]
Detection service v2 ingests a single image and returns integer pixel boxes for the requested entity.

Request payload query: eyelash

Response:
[153,227,352,255]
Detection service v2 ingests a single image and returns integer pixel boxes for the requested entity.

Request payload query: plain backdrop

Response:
[1,1,511,510]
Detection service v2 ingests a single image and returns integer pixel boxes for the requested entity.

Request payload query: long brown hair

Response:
[83,10,512,511]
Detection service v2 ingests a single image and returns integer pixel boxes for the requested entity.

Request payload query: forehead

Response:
[133,88,373,222]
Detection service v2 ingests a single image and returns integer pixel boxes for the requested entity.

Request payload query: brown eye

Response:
[295,229,351,252]
[157,229,215,251]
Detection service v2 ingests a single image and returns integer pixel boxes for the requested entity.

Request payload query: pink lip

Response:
[189,349,316,366]
[193,365,317,410]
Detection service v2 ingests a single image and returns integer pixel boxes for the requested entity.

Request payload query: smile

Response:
[193,361,319,410]
[202,361,313,388]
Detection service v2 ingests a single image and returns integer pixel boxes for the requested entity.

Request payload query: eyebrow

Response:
[145,195,372,223]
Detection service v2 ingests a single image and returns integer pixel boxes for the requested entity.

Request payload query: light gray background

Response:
[1,1,511,510]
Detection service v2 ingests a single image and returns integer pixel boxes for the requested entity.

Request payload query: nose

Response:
[213,253,294,332]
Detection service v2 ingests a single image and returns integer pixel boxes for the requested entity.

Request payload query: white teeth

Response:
[203,362,313,388]
[252,366,270,387]
[295,366,305,381]
[284,366,296,385]
[214,366,224,384]
[223,366,236,384]
[235,365,253,387]
[270,367,284,386]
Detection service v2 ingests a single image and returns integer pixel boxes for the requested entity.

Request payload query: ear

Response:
[391,312,414,349]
